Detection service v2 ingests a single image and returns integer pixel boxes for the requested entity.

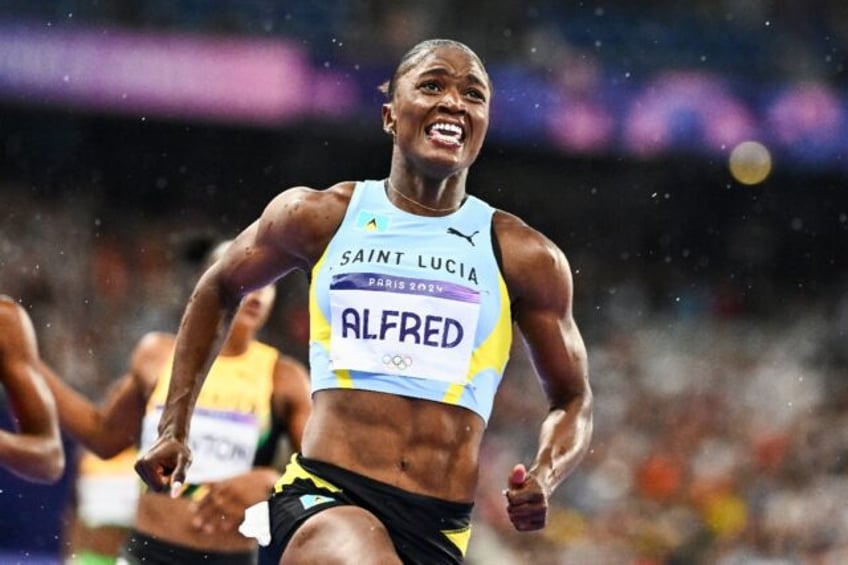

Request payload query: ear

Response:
[381,103,396,136]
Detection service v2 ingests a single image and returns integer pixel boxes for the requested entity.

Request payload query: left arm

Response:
[190,353,312,533]
[0,300,65,483]
[498,215,593,531]
[271,354,312,454]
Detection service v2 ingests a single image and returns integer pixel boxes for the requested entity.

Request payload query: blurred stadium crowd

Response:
[2,1,848,564]
[4,0,848,83]
[2,177,847,564]
[4,0,848,168]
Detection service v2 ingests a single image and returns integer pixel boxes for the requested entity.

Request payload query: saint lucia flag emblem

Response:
[356,210,389,232]
[299,494,335,510]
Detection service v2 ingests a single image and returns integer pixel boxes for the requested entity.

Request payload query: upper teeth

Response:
[431,123,463,137]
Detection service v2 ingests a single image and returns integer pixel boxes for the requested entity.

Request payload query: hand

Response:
[504,463,549,531]
[134,434,192,495]
[190,469,276,534]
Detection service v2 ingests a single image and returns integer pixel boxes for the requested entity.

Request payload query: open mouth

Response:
[426,121,465,147]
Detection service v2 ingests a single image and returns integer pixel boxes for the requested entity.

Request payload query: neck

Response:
[220,330,252,357]
[384,177,463,214]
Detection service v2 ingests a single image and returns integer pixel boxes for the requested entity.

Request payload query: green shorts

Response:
[69,550,117,565]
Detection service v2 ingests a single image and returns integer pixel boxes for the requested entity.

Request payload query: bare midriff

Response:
[300,389,485,503]
[68,523,129,558]
[135,491,256,553]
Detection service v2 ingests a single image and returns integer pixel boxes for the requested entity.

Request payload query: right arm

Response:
[39,332,171,458]
[135,185,345,492]
[189,354,312,534]
[0,299,65,483]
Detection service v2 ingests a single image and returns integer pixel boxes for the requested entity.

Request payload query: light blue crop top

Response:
[308,179,513,424]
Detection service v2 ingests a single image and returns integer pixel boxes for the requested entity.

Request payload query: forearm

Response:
[529,392,593,496]
[0,429,64,483]
[38,362,126,457]
[40,364,101,443]
[157,278,239,440]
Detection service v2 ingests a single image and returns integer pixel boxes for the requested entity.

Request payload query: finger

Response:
[190,499,211,531]
[134,458,166,492]
[193,505,237,534]
[190,489,218,522]
[508,501,547,520]
[508,464,527,489]
[507,505,547,530]
[191,512,208,531]
[506,489,546,507]
[170,452,191,495]
[133,459,150,486]
[512,517,547,532]
[170,480,184,499]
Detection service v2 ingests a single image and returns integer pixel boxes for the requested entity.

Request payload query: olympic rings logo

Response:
[382,353,413,370]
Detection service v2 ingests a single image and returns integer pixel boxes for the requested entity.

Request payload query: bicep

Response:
[3,357,60,438]
[510,240,588,408]
[516,308,588,407]
[215,190,319,294]
[2,305,56,433]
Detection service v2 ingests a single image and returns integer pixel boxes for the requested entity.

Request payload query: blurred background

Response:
[1,1,847,563]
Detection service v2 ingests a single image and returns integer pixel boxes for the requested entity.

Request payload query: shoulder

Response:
[257,181,358,264]
[128,331,175,394]
[133,331,176,354]
[493,209,566,271]
[0,297,35,356]
[492,210,573,304]
[250,341,307,378]
[0,296,25,326]
[262,181,356,231]
[130,332,176,372]
[272,352,309,387]
[274,352,309,375]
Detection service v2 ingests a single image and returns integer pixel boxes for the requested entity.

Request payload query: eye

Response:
[466,88,486,102]
[419,80,442,93]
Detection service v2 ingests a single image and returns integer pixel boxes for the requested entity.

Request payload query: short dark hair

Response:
[379,39,491,99]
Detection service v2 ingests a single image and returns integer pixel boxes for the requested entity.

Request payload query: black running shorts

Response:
[260,454,473,565]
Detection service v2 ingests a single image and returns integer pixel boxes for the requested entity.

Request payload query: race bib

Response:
[141,407,259,483]
[329,272,481,384]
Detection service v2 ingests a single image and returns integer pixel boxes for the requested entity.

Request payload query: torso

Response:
[136,491,256,552]
[140,341,278,485]
[297,180,514,502]
[301,389,484,502]
[135,337,279,550]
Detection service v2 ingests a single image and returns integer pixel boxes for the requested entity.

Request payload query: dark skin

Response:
[0,296,65,484]
[136,43,593,563]
[42,284,311,553]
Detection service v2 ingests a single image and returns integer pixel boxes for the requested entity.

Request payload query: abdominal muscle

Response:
[300,389,485,503]
[135,490,257,553]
